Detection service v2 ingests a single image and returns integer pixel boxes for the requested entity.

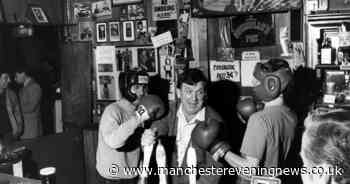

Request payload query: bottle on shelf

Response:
[320,37,333,64]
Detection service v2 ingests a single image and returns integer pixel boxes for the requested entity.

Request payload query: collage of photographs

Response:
[72,0,148,43]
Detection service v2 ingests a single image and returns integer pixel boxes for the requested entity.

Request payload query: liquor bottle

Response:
[321,37,332,64]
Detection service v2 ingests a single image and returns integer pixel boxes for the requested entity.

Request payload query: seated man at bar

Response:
[146,68,225,184]
[0,68,23,144]
[96,70,165,184]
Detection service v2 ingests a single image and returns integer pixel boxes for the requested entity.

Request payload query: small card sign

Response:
[242,51,260,61]
[151,31,173,48]
[323,94,336,104]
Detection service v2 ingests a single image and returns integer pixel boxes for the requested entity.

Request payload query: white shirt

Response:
[176,105,205,166]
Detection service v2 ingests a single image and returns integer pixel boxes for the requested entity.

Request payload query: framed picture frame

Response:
[92,0,112,18]
[135,19,148,40]
[116,47,134,71]
[78,21,94,41]
[109,21,121,42]
[31,6,49,23]
[122,21,135,41]
[112,0,142,6]
[136,46,158,75]
[96,23,107,42]
[97,74,116,100]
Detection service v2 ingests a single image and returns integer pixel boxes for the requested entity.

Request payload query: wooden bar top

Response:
[0,173,41,184]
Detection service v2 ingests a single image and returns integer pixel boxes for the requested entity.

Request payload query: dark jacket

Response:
[5,89,23,136]
[152,103,224,184]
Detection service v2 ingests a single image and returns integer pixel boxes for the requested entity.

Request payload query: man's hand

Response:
[141,128,157,147]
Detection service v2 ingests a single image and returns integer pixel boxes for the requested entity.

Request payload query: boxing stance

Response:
[147,68,225,184]
[96,70,165,184]
[192,58,297,184]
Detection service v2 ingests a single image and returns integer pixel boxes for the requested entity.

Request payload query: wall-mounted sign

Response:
[152,0,177,21]
[210,61,240,82]
[191,0,302,17]
[231,14,275,48]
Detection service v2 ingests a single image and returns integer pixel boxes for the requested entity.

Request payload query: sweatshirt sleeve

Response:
[99,104,141,149]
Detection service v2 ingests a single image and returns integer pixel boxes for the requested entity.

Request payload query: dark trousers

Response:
[96,173,138,184]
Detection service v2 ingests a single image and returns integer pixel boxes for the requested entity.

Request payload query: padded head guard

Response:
[253,58,293,102]
[119,71,149,102]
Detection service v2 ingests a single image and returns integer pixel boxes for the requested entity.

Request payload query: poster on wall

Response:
[137,47,158,75]
[152,0,178,21]
[31,6,49,23]
[97,75,116,100]
[210,61,240,82]
[78,21,93,41]
[73,2,92,20]
[191,0,302,17]
[123,21,135,41]
[160,55,176,100]
[92,0,112,18]
[109,21,121,41]
[95,46,118,100]
[128,4,145,20]
[96,23,107,42]
[95,46,116,64]
[116,47,134,71]
[230,14,275,48]
[135,20,148,40]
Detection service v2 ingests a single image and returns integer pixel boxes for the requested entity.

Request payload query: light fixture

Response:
[13,0,34,38]
[14,17,34,37]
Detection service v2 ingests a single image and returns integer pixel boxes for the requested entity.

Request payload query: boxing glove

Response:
[236,98,257,121]
[191,120,231,160]
[136,94,166,122]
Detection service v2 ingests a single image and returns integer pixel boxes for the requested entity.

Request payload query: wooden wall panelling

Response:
[83,128,99,184]
[61,42,92,128]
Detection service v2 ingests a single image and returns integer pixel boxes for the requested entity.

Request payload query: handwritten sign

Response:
[152,0,177,21]
[151,31,173,48]
[210,61,240,82]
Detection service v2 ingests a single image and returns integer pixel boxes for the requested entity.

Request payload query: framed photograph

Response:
[98,64,114,72]
[97,75,116,100]
[120,5,128,21]
[96,23,107,42]
[109,22,121,41]
[251,176,281,184]
[135,20,147,40]
[73,2,92,19]
[112,0,142,5]
[116,47,134,71]
[78,21,93,41]
[137,47,158,75]
[123,21,135,41]
[92,0,112,18]
[31,6,49,23]
[128,4,144,20]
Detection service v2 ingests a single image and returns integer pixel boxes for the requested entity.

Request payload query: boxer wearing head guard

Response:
[118,70,149,102]
[200,58,297,184]
[252,58,293,102]
[96,70,165,182]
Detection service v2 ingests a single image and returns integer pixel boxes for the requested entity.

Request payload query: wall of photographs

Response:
[66,0,188,123]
